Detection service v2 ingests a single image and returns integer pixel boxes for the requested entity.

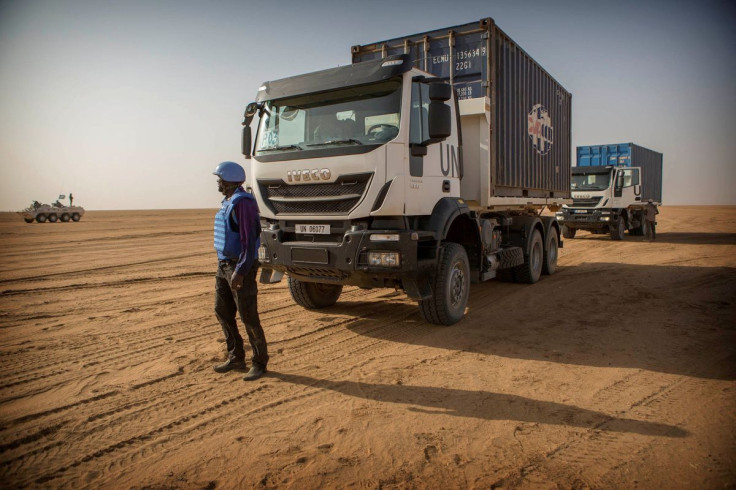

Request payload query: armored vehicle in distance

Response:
[18,196,85,223]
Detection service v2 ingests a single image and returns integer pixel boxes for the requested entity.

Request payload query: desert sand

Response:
[0,206,734,488]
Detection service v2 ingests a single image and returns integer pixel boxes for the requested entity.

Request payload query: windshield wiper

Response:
[306,139,363,147]
[258,144,303,152]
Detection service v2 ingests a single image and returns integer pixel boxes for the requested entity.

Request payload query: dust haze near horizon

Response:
[1,0,734,210]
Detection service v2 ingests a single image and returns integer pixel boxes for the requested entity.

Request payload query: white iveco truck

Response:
[241,19,572,325]
[557,143,663,240]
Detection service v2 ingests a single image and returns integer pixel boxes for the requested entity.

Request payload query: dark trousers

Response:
[646,221,656,240]
[214,260,268,368]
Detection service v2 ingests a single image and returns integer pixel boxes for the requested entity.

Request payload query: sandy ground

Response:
[0,205,734,489]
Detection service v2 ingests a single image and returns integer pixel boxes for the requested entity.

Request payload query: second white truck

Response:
[241,18,572,325]
[557,143,663,240]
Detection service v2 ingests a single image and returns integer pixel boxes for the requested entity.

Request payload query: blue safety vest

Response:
[214,189,256,260]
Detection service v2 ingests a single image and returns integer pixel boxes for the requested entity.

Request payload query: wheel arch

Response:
[506,215,545,256]
[422,198,481,271]
[542,216,561,245]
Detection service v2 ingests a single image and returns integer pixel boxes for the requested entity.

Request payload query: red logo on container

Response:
[528,104,553,155]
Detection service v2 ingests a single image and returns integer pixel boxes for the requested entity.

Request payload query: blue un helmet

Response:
[213,161,245,183]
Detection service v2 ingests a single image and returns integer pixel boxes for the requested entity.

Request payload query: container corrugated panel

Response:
[352,18,571,199]
[577,143,663,203]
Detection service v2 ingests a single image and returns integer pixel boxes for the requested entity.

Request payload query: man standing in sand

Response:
[212,161,268,381]
[644,199,659,241]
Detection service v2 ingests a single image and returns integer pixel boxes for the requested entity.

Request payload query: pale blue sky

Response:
[1,0,734,209]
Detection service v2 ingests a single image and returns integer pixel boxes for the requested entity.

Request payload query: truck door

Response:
[614,169,624,198]
[405,80,460,215]
[630,167,641,200]
[613,168,639,202]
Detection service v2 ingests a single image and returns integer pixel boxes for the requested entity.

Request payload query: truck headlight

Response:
[369,233,400,242]
[367,251,400,267]
[258,245,269,262]
[601,217,610,221]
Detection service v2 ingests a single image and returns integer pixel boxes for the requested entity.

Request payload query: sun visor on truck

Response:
[572,165,613,175]
[255,55,413,102]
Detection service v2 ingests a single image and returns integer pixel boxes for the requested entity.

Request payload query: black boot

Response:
[243,364,266,381]
[213,358,246,373]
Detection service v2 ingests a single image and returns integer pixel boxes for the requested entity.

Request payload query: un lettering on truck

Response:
[352,17,571,200]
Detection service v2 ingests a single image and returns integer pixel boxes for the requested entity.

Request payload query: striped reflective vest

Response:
[214,189,252,260]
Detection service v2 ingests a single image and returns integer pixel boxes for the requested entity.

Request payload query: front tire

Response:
[610,218,625,240]
[36,214,47,223]
[288,278,342,309]
[61,213,70,222]
[633,216,647,236]
[24,218,34,223]
[48,214,58,223]
[71,213,81,222]
[562,226,576,239]
[419,242,470,326]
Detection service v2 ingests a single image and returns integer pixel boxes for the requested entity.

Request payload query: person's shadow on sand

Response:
[271,372,688,438]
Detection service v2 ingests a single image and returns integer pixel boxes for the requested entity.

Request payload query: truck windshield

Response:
[571,172,611,191]
[255,79,402,157]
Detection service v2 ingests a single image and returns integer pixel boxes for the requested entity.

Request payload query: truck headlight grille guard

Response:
[258,172,373,215]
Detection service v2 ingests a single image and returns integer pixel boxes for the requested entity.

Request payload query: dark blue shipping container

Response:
[351,18,571,199]
[577,143,663,203]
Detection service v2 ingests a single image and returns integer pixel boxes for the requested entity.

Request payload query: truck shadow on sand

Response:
[326,263,736,380]
[272,372,688,437]
[570,231,736,245]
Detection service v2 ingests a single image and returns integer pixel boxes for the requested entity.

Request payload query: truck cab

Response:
[557,143,662,241]
[558,165,654,240]
[243,56,480,320]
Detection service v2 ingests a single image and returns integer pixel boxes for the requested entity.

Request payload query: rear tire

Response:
[562,226,576,239]
[419,242,470,326]
[632,216,647,236]
[61,213,70,222]
[610,218,625,241]
[48,214,58,223]
[543,229,558,275]
[36,214,47,223]
[288,278,342,309]
[514,229,544,284]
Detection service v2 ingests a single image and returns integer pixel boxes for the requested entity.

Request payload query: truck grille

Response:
[258,173,373,216]
[571,196,603,207]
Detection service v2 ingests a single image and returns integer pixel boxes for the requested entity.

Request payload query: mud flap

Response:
[260,269,284,284]
[403,277,432,300]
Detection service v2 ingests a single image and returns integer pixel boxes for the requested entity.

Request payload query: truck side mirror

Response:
[427,82,452,140]
[242,102,261,159]
[428,101,451,140]
[615,171,624,189]
[428,82,452,102]
[242,127,252,159]
[244,102,258,127]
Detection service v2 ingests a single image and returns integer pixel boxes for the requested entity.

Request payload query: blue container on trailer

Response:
[576,143,663,203]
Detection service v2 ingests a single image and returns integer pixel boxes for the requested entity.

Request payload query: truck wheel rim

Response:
[450,262,466,307]
[548,239,557,262]
[532,242,542,272]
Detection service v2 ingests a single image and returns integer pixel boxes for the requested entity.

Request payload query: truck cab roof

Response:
[255,54,413,102]
[572,165,615,175]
